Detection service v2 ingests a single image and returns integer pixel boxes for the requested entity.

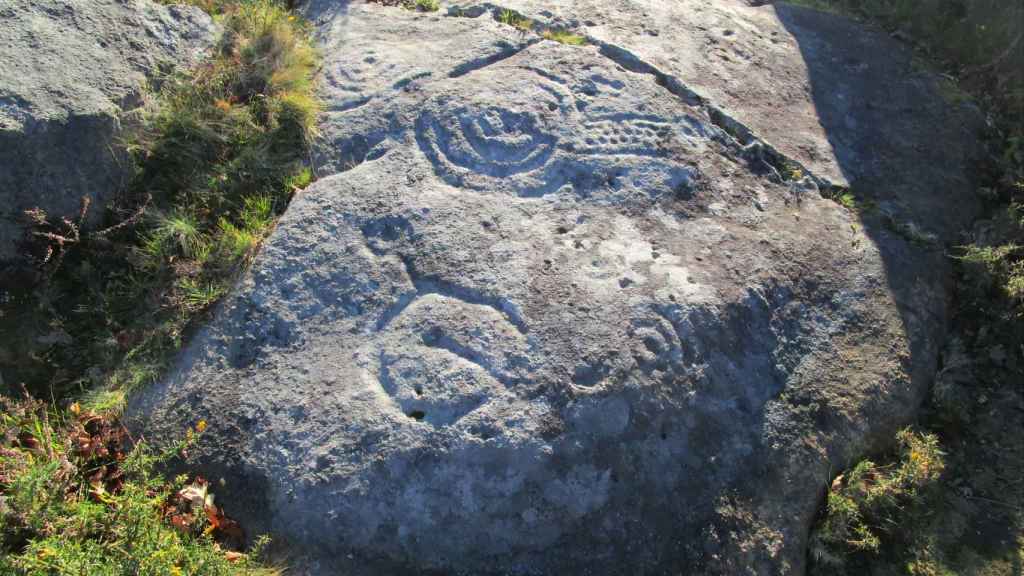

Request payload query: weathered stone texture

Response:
[130,2,984,574]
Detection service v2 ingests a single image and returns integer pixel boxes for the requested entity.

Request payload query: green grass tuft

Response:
[402,0,440,12]
[496,9,586,46]
[541,28,587,46]
[498,8,533,32]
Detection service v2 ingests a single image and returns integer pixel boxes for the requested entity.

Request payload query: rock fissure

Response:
[587,35,834,197]
[449,2,835,198]
[448,38,540,78]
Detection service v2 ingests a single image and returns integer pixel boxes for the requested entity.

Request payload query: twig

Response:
[93,193,152,238]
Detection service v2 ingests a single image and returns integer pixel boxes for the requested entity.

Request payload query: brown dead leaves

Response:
[70,408,130,500]
[2,395,246,556]
[167,476,245,547]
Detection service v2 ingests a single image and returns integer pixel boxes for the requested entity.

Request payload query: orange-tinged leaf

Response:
[224,551,245,562]
[171,514,192,533]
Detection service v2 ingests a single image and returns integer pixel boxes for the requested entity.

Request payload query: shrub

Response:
[809,430,945,572]
[0,395,278,574]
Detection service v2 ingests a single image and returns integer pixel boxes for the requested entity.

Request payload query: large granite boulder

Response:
[129,1,984,574]
[0,0,215,265]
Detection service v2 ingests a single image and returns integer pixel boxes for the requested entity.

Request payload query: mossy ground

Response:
[0,0,318,572]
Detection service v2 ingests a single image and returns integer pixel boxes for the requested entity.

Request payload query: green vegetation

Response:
[799,1,1024,575]
[959,199,1024,322]
[156,0,235,12]
[496,8,587,46]
[0,395,278,574]
[403,0,440,12]
[541,28,587,46]
[1,0,318,571]
[809,430,947,571]
[835,189,858,210]
[3,0,318,409]
[365,0,439,12]
[497,8,533,32]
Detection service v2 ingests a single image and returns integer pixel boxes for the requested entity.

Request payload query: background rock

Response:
[0,0,215,266]
[131,2,984,574]
[455,0,986,241]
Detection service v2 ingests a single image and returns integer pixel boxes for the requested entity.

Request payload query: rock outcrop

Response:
[0,0,215,266]
[129,2,984,574]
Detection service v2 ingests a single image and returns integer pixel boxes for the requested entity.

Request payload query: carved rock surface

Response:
[130,2,983,574]
[0,0,215,264]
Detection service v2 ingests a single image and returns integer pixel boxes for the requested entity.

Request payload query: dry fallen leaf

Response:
[224,551,246,562]
[178,478,210,512]
[170,514,192,534]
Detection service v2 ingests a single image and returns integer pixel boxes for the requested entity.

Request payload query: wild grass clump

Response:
[0,395,278,574]
[809,429,946,573]
[0,0,307,565]
[497,8,533,32]
[403,0,439,12]
[4,0,318,408]
[496,9,586,46]
[138,0,318,217]
[541,28,587,46]
[0,1,315,567]
[958,201,1024,325]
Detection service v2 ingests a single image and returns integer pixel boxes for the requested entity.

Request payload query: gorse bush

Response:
[809,430,946,572]
[0,395,277,575]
